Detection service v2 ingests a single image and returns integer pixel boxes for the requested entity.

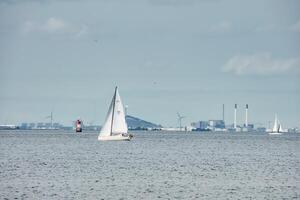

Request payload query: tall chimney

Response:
[125,105,128,116]
[245,104,248,127]
[234,104,237,129]
[222,104,225,122]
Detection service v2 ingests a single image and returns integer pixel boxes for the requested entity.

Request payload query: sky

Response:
[0,0,300,128]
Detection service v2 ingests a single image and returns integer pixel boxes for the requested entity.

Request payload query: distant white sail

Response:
[99,87,128,137]
[270,114,285,135]
[272,114,279,132]
[279,122,283,132]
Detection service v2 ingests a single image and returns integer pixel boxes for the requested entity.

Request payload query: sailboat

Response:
[269,114,283,135]
[98,87,133,141]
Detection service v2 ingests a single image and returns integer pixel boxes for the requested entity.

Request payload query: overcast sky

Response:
[0,0,299,128]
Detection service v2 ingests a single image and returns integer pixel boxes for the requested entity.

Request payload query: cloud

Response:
[22,17,68,33]
[222,52,300,75]
[43,17,66,32]
[209,21,232,33]
[21,17,88,37]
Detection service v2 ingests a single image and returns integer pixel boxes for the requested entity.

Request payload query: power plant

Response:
[229,103,254,132]
[192,103,254,132]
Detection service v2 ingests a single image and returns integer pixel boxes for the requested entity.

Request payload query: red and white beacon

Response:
[75,119,82,132]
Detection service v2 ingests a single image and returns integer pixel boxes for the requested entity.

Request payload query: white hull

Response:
[98,134,131,141]
[268,132,282,135]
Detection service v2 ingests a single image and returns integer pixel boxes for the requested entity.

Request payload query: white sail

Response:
[99,87,128,138]
[272,114,278,132]
[278,121,284,132]
[111,89,128,134]
[99,93,115,137]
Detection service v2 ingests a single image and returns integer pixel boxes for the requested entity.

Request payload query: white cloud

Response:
[223,52,300,75]
[22,17,67,33]
[43,17,66,32]
[210,21,232,33]
[22,17,88,37]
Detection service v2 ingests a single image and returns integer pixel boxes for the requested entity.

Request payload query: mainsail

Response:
[272,114,278,132]
[111,89,128,134]
[279,122,283,132]
[272,114,283,133]
[99,87,128,137]
[99,92,115,137]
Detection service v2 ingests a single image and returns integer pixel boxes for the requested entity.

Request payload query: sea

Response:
[0,130,299,200]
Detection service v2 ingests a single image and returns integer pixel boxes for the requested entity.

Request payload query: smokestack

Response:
[234,104,237,129]
[222,104,225,122]
[245,104,248,127]
[125,105,128,116]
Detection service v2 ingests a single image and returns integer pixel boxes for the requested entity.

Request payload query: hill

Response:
[126,115,162,130]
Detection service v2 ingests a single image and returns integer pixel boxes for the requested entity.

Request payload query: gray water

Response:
[0,131,299,200]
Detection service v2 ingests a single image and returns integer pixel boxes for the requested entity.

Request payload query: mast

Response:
[245,104,248,127]
[50,112,53,129]
[222,104,225,122]
[110,87,117,136]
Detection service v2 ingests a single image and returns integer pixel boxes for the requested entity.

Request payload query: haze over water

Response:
[1,131,299,199]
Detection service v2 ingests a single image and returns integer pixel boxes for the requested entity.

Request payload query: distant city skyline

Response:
[0,0,299,128]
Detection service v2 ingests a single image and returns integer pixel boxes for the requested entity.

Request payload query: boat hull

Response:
[268,132,282,135]
[98,134,132,141]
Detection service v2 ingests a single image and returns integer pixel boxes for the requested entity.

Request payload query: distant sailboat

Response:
[98,87,133,141]
[269,114,283,135]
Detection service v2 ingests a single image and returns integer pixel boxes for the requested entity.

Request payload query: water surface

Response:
[0,130,299,199]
